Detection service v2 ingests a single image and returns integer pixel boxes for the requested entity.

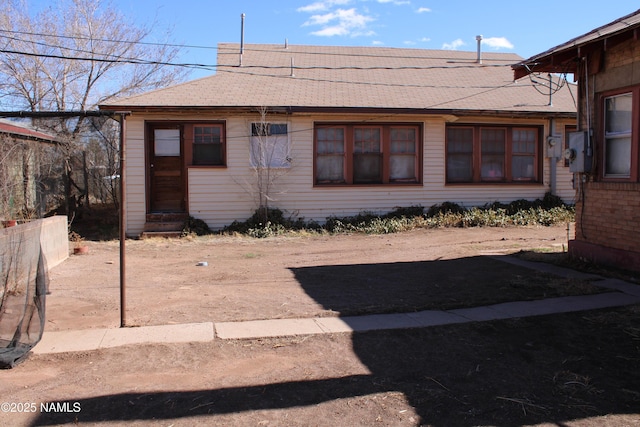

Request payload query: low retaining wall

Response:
[0,215,69,275]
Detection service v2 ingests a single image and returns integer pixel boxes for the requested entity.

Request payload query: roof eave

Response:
[513,10,640,80]
[100,105,575,119]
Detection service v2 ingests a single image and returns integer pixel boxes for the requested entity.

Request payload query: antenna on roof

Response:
[284,38,288,49]
[476,35,483,64]
[239,13,245,67]
[290,57,295,77]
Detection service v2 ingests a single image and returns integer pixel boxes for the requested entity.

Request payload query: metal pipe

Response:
[240,13,245,67]
[476,35,483,64]
[119,113,127,328]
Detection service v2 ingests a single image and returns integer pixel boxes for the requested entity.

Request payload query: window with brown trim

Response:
[601,89,639,180]
[446,125,542,183]
[178,122,226,167]
[314,123,421,185]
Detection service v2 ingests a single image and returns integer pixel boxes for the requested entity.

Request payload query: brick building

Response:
[514,9,640,272]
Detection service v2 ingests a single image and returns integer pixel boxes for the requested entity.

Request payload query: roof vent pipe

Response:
[476,35,483,64]
[239,13,245,67]
[285,38,288,49]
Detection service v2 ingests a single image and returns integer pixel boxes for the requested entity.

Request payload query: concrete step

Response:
[143,221,184,232]
[140,230,183,239]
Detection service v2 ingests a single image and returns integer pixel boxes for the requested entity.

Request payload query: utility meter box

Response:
[565,131,592,173]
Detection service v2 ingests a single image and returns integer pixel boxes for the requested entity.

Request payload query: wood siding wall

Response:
[124,113,576,235]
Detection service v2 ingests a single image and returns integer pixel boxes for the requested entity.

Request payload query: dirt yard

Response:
[2,225,640,426]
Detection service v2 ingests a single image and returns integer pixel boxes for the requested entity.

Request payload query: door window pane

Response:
[154,129,180,156]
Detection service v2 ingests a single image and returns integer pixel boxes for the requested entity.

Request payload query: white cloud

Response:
[417,7,431,13]
[302,8,376,38]
[372,40,384,45]
[403,40,416,45]
[482,37,514,50]
[376,0,411,5]
[297,0,352,13]
[442,38,465,50]
[420,37,431,42]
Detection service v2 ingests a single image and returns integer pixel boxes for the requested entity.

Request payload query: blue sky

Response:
[31,1,640,80]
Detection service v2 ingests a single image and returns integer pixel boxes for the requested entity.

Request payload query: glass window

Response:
[154,129,180,156]
[314,124,421,185]
[512,129,536,180]
[446,128,473,182]
[446,125,539,184]
[604,93,632,177]
[316,127,345,183]
[390,128,417,182]
[481,129,506,180]
[193,126,223,166]
[353,128,382,183]
[250,123,290,168]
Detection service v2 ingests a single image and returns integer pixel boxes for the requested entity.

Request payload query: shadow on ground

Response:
[30,255,640,426]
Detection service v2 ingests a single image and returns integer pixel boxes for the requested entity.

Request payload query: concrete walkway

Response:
[32,257,640,355]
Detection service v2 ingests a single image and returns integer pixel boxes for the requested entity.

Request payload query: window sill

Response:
[445,181,543,186]
[188,165,227,169]
[313,182,423,188]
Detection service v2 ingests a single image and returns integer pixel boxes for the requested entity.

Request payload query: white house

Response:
[100,43,577,236]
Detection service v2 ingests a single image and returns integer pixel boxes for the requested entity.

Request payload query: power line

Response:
[0,45,521,72]
[0,28,518,63]
[0,45,574,99]
[0,28,215,51]
[0,48,216,72]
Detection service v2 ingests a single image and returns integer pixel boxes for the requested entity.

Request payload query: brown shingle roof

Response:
[102,43,576,116]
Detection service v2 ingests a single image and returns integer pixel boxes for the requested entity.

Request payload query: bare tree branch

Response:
[0,0,189,216]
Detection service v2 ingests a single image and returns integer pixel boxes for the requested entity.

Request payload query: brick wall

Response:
[570,38,640,271]
[575,182,640,253]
